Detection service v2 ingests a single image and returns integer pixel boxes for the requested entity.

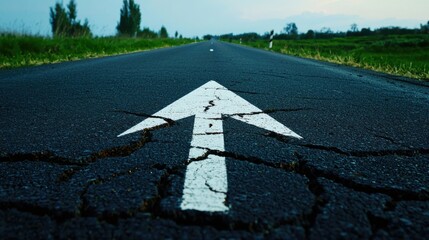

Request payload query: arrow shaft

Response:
[180,113,229,212]
[118,80,302,213]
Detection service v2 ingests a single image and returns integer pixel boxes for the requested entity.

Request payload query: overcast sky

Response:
[0,0,428,37]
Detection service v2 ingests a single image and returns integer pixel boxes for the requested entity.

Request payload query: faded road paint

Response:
[118,81,302,212]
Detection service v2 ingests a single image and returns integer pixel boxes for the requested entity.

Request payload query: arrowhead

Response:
[118,80,302,139]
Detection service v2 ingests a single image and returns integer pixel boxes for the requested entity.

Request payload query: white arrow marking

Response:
[118,80,302,212]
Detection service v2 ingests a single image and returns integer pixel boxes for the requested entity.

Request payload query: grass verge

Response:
[0,34,194,69]
[238,35,429,81]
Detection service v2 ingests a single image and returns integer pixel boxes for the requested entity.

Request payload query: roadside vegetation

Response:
[212,22,429,80]
[0,35,193,68]
[239,35,429,80]
[0,0,192,69]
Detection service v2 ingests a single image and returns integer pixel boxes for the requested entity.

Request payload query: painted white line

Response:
[118,80,302,212]
[210,49,214,52]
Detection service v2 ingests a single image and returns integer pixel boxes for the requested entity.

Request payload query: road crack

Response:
[300,144,429,158]
[228,89,263,95]
[205,181,227,195]
[187,148,429,202]
[0,201,75,223]
[367,212,390,239]
[265,132,429,158]
[78,166,144,221]
[0,151,85,166]
[113,110,175,125]
[204,100,215,112]
[226,108,311,118]
[57,131,152,182]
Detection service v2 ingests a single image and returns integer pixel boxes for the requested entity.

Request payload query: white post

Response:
[269,30,274,49]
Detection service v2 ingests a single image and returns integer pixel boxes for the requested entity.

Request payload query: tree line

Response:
[49,0,91,37]
[208,21,429,42]
[49,0,181,38]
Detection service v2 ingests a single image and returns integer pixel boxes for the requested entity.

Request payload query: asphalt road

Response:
[1,41,428,239]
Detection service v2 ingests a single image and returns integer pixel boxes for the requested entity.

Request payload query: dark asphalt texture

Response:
[1,41,428,239]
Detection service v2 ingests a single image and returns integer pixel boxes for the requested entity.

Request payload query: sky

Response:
[0,0,428,37]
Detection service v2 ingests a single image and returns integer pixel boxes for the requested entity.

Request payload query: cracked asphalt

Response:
[1,41,428,239]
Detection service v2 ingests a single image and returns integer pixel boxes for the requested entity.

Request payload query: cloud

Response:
[0,0,427,37]
[235,0,429,22]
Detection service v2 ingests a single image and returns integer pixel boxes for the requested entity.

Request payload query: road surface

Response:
[1,41,428,239]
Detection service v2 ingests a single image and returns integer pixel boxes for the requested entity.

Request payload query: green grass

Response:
[0,34,194,69]
[238,35,429,80]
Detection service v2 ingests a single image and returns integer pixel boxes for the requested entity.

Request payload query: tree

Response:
[67,0,77,24]
[360,28,372,36]
[117,0,141,37]
[347,23,360,37]
[421,21,429,34]
[284,23,298,36]
[50,0,91,37]
[175,31,179,38]
[137,27,158,38]
[50,2,69,36]
[316,27,335,38]
[350,23,359,32]
[304,29,315,39]
[235,32,260,42]
[203,34,212,40]
[159,26,168,38]
[117,0,129,35]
